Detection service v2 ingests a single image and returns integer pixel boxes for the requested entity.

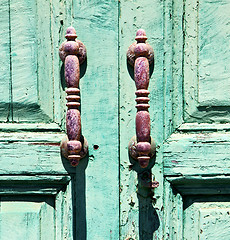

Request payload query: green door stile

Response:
[73,1,120,239]
[119,0,164,239]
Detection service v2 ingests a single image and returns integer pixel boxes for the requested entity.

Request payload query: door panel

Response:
[164,178,230,239]
[0,196,55,240]
[163,0,230,238]
[183,196,230,240]
[184,0,230,122]
[9,0,60,122]
[0,0,75,239]
[0,0,10,121]
[0,177,73,239]
[198,0,230,106]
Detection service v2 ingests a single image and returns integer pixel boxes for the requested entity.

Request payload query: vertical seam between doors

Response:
[118,0,121,238]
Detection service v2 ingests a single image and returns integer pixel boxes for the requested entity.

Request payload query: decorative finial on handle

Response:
[59,27,88,166]
[127,29,155,168]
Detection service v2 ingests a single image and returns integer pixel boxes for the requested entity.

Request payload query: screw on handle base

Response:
[128,136,156,168]
[60,135,88,167]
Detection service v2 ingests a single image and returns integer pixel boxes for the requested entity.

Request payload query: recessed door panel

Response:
[0,0,10,121]
[0,0,62,123]
[0,196,55,240]
[183,0,230,122]
[199,0,230,106]
[183,196,230,240]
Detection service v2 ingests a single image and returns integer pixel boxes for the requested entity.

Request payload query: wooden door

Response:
[1,0,230,239]
[162,0,230,239]
[0,0,119,239]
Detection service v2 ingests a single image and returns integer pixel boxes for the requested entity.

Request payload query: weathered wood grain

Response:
[183,0,199,123]
[51,0,68,129]
[199,208,230,240]
[9,0,59,123]
[0,132,73,175]
[10,0,39,121]
[171,0,184,131]
[1,0,120,239]
[0,196,55,240]
[183,0,230,123]
[164,132,230,176]
[72,1,119,239]
[0,0,11,122]
[56,181,73,239]
[167,176,230,195]
[0,175,70,195]
[163,179,183,239]
[178,123,230,132]
[0,123,61,132]
[119,0,164,238]
[36,0,55,122]
[199,0,230,106]
[0,0,66,125]
[1,0,230,238]
[183,196,230,240]
[0,183,73,240]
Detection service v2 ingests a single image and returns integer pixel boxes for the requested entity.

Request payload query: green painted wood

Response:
[198,0,230,106]
[164,132,230,176]
[51,0,68,129]
[1,0,120,239]
[36,0,55,122]
[1,0,230,239]
[168,176,230,195]
[163,179,183,240]
[0,0,11,122]
[10,0,40,121]
[119,0,164,239]
[183,196,230,240]
[0,196,55,240]
[183,0,230,123]
[55,182,73,239]
[0,142,73,175]
[162,0,230,239]
[0,185,73,240]
[72,1,119,239]
[7,0,64,123]
[0,9,71,240]
[0,175,70,195]
[199,208,230,239]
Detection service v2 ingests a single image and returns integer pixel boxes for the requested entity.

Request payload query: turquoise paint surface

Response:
[0,0,230,239]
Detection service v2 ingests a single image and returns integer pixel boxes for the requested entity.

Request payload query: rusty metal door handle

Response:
[59,27,88,166]
[127,29,156,168]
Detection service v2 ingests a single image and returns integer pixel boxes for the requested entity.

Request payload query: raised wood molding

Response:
[0,175,71,195]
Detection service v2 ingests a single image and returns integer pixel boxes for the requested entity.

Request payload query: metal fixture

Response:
[59,26,88,166]
[127,29,156,168]
[137,171,159,198]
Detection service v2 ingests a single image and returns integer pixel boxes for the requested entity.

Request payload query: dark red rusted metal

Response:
[137,171,159,198]
[139,171,159,189]
[127,29,155,168]
[59,27,88,166]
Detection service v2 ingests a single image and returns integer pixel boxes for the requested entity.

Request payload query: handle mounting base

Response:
[60,135,88,166]
[128,136,156,161]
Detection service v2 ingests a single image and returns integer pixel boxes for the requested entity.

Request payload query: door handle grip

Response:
[127,29,156,168]
[59,27,88,166]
